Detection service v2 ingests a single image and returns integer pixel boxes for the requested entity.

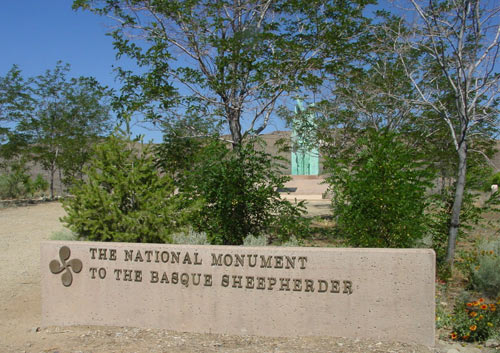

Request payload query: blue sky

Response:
[0,0,164,142]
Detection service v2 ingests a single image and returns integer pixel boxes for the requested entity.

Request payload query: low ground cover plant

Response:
[450,296,500,342]
[440,238,500,342]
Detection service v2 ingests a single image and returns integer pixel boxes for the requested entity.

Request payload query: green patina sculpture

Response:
[291,99,319,175]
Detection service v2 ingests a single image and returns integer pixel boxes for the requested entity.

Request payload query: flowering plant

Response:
[450,297,500,342]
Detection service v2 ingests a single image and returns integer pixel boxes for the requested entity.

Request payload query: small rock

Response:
[30,327,40,333]
[485,339,500,348]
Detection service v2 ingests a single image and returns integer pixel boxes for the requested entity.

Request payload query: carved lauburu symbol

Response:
[49,246,83,287]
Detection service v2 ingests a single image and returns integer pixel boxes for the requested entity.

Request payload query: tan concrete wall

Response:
[41,241,435,345]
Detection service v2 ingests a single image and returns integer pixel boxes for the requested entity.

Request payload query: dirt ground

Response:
[0,202,490,353]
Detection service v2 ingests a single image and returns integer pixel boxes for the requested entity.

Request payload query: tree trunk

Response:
[58,168,63,196]
[49,167,55,200]
[445,141,467,266]
[229,114,242,150]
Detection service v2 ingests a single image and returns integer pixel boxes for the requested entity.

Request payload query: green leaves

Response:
[74,0,375,148]
[63,132,190,243]
[157,135,308,245]
[326,129,435,248]
[0,62,113,198]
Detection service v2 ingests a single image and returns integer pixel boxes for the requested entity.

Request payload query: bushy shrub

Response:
[451,296,500,342]
[31,174,49,195]
[325,129,435,248]
[62,133,190,243]
[491,172,500,187]
[50,229,79,241]
[0,162,48,199]
[157,137,309,245]
[470,240,500,298]
[171,228,209,245]
[243,234,269,246]
[480,171,500,192]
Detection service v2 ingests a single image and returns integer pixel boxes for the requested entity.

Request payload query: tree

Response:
[63,129,189,243]
[393,0,500,265]
[276,12,423,163]
[0,65,31,158]
[326,129,435,248]
[73,0,373,148]
[15,62,113,198]
[156,135,308,245]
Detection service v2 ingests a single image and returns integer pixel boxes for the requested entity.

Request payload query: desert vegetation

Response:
[1,0,500,344]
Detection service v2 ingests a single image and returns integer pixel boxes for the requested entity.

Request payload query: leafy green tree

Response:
[157,136,308,245]
[277,12,423,165]
[394,0,500,265]
[63,130,190,243]
[0,65,31,159]
[326,129,435,248]
[73,0,373,148]
[15,62,113,198]
[0,161,48,199]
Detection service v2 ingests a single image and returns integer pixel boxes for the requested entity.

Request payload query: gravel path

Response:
[0,202,495,353]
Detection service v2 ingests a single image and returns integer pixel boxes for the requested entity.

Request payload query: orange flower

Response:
[480,304,488,310]
[466,302,473,307]
[479,298,485,303]
[490,304,496,312]
[463,335,470,340]
[478,315,484,320]
[451,332,458,340]
[473,301,480,306]
[470,325,477,331]
[470,312,477,317]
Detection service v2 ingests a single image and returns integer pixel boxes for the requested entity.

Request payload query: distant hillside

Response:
[3,134,500,198]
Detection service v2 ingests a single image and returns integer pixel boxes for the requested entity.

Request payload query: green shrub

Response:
[481,171,500,192]
[158,137,309,245]
[429,187,483,272]
[470,240,500,298]
[171,228,209,245]
[31,174,49,196]
[491,172,500,187]
[62,132,191,243]
[325,129,435,248]
[281,235,301,247]
[243,234,269,246]
[451,296,500,342]
[50,229,79,241]
[0,162,48,199]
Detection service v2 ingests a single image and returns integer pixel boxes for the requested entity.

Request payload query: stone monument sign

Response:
[41,241,435,345]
